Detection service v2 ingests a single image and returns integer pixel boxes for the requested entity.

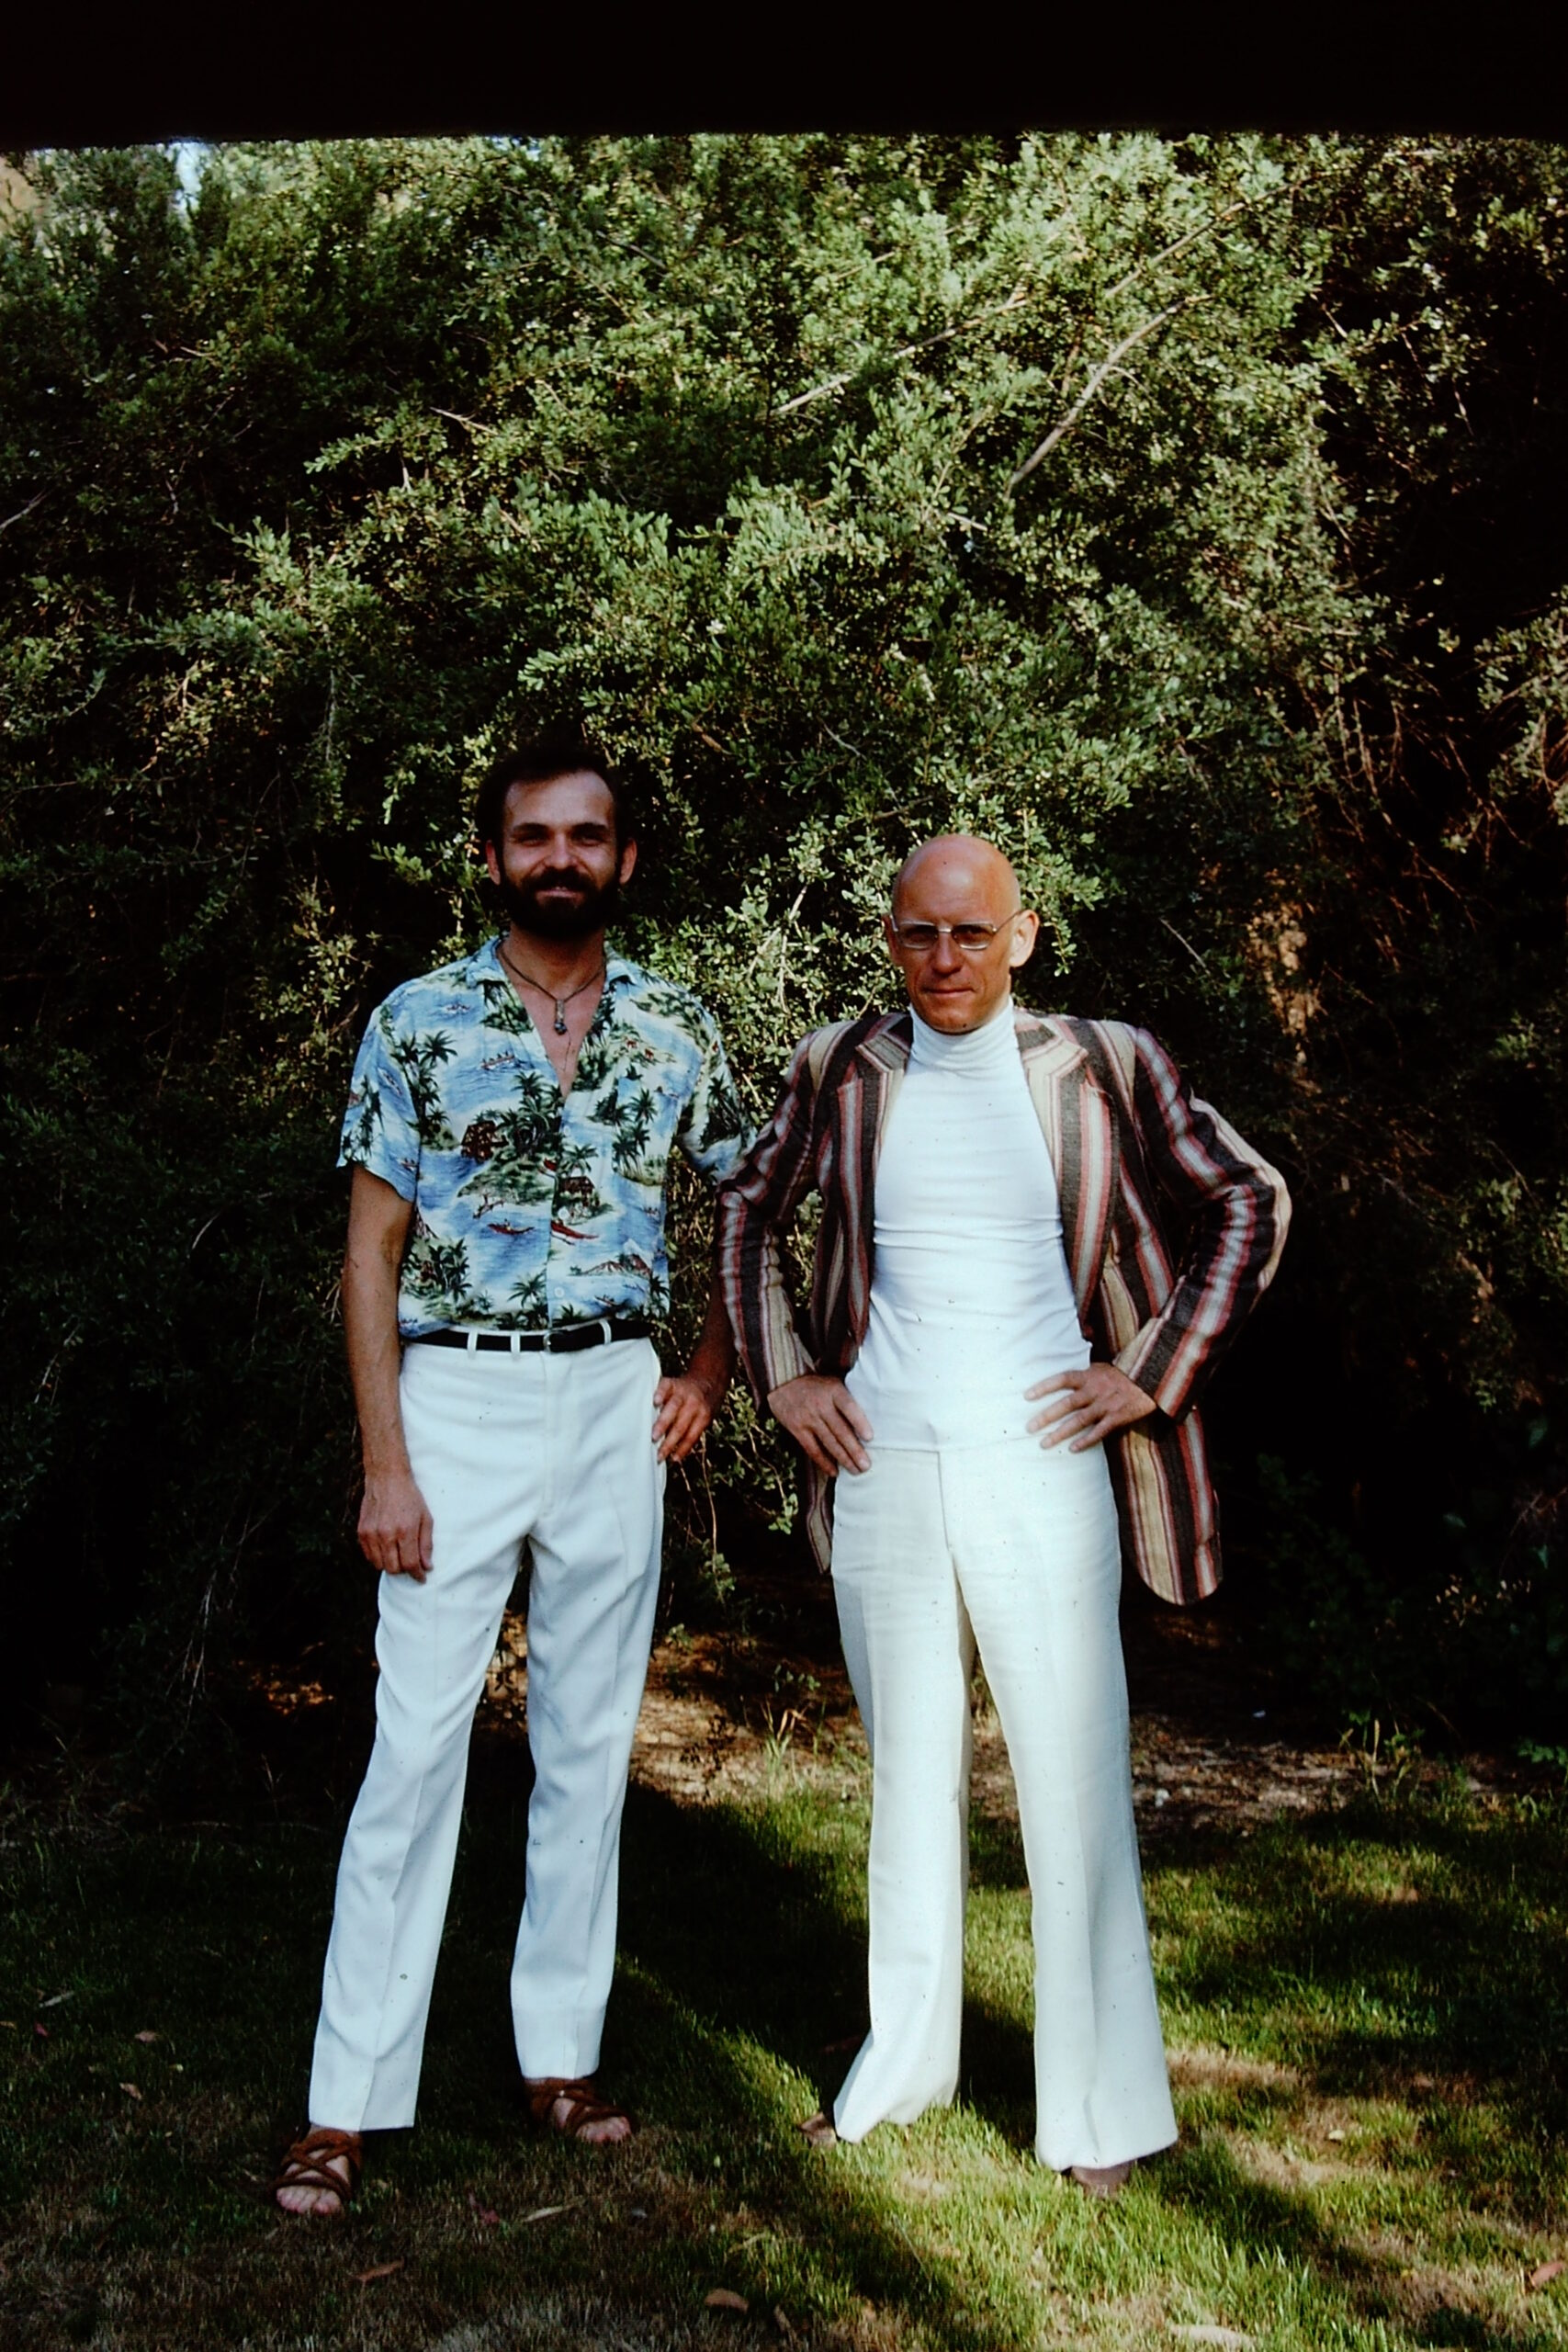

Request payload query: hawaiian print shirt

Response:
[339,940,749,1337]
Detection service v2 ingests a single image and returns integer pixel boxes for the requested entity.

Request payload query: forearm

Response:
[342,1233,410,1476]
[340,1168,431,1576]
[1112,1185,1288,1418]
[684,1266,736,1401]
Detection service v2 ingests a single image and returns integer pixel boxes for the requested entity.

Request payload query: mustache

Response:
[497,863,622,941]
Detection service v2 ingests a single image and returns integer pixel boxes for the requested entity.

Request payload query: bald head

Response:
[885,833,1039,1034]
[892,834,1021,924]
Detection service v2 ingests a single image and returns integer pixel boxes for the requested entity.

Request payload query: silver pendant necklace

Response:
[498,940,604,1035]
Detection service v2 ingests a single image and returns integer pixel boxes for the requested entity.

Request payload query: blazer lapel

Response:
[1017,1014,1116,1320]
[844,1014,911,1346]
[856,1014,910,1156]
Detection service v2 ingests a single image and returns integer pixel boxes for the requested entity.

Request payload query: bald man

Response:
[717,837,1289,2191]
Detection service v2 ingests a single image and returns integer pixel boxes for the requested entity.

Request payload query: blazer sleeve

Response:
[715,1035,824,1403]
[1110,1025,1292,1420]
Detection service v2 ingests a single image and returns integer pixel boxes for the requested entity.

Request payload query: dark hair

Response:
[475,728,635,854]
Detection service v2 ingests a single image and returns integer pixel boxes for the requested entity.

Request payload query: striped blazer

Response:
[716,1006,1291,1606]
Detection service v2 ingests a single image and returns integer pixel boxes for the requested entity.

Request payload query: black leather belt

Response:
[408,1317,651,1355]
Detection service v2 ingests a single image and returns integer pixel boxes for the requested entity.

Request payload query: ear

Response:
[484,842,502,888]
[617,835,638,887]
[882,911,903,965]
[1008,910,1040,970]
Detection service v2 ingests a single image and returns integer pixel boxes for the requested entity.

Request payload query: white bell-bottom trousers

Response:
[829,1435,1178,2172]
[308,1336,664,2131]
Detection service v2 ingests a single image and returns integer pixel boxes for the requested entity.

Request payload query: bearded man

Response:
[274,730,747,2214]
[717,835,1289,2195]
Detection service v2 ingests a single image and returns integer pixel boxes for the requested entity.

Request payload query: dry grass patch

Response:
[1167,2046,1301,2097]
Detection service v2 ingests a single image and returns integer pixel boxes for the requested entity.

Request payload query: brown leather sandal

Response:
[525,2075,635,2142]
[271,2126,364,2215]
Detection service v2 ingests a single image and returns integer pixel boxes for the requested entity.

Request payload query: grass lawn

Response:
[4,1697,1568,2349]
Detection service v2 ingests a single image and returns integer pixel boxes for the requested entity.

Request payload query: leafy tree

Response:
[3,132,1566,1750]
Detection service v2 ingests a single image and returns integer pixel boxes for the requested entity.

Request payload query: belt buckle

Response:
[547,1317,613,1353]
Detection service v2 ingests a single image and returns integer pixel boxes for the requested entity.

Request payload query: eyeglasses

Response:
[888,918,1021,955]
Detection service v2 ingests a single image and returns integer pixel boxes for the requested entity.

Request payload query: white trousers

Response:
[309,1337,664,2130]
[829,1437,1178,2172]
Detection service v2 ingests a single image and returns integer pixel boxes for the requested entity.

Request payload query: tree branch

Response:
[1005,303,1188,494]
[1104,197,1253,302]
[772,183,1277,428]
[0,490,45,535]
[772,284,1032,419]
[1159,914,1212,973]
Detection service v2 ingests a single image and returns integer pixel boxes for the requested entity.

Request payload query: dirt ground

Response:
[477,1566,1467,1835]
[24,1555,1496,1836]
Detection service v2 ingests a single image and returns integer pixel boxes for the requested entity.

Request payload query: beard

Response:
[496,865,623,942]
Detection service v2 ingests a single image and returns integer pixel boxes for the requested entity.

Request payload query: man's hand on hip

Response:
[768,1374,874,1476]
[1025,1363,1157,1452]
[358,1467,434,1580]
[652,1371,724,1464]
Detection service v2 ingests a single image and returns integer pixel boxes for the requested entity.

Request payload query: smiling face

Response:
[884,835,1039,1034]
[483,769,637,944]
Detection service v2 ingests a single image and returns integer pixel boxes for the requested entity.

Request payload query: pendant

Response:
[554,1004,568,1035]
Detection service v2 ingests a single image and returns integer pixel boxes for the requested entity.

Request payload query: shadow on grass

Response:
[5,1750,1567,2349]
[1157,2125,1568,2352]
[1156,1802,1568,2140]
[440,1766,1568,2346]
[0,1758,1039,2348]
[431,1772,1043,2343]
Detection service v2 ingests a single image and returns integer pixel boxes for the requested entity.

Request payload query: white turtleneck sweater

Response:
[844,996,1089,1450]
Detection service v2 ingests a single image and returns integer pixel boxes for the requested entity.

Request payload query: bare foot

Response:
[1068,2159,1133,2199]
[547,2093,632,2145]
[525,2076,634,2145]
[273,2126,363,2216]
[796,2109,838,2148]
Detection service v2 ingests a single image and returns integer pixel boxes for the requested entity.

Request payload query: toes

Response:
[274,2154,351,2217]
[551,2096,630,2143]
[276,2184,343,2217]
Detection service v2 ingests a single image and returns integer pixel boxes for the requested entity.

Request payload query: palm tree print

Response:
[457,1069,559,1210]
[341,944,750,1338]
[389,1031,459,1152]
[404,1223,487,1316]
[551,1137,605,1223]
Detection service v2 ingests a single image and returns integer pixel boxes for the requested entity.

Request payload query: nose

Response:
[929,928,963,973]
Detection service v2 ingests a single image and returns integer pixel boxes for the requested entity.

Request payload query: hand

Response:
[1025,1363,1157,1452]
[768,1374,874,1476]
[652,1371,722,1463]
[358,1465,434,1579]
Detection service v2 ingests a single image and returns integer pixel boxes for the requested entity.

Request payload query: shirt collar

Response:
[479,936,635,989]
[908,992,1017,1072]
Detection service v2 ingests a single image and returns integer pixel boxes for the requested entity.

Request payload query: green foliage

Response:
[1256,1456,1400,1723]
[4,133,1568,1739]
